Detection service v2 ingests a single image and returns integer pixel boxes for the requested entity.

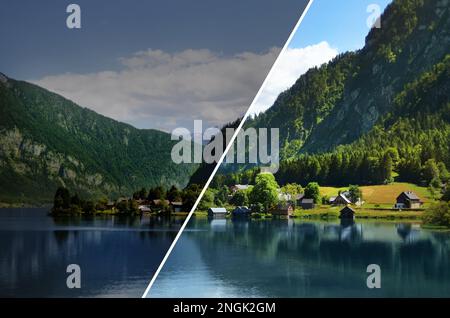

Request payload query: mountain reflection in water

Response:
[0,208,182,297]
[150,217,450,298]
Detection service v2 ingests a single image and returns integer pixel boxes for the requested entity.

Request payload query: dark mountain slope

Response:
[0,74,197,204]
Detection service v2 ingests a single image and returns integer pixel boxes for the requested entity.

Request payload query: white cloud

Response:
[250,41,338,115]
[32,48,280,132]
[32,42,337,133]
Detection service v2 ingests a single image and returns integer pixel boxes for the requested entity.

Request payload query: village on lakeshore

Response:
[50,170,450,227]
[207,181,425,220]
[201,170,450,226]
[50,184,202,216]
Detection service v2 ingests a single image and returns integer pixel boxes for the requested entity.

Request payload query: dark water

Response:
[0,208,182,297]
[150,218,450,298]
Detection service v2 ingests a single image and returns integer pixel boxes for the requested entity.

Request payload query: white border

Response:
[141,0,315,298]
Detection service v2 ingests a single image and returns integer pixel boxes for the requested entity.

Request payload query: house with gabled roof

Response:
[295,193,305,206]
[271,202,294,217]
[232,206,251,218]
[339,206,355,219]
[331,193,351,206]
[300,198,315,210]
[170,201,183,212]
[395,191,423,209]
[208,207,227,218]
[230,184,250,193]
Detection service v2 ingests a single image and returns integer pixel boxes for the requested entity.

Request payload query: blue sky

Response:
[291,0,392,52]
[251,0,393,115]
[0,0,396,131]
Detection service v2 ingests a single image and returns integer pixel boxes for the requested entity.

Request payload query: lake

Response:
[149,217,450,298]
[0,208,183,297]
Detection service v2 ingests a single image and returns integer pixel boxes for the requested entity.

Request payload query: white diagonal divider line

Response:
[141,0,314,298]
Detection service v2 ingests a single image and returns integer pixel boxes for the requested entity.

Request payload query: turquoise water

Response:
[0,208,182,297]
[150,217,450,298]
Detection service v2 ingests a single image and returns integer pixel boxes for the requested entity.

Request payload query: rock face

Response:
[0,73,7,84]
[249,0,450,156]
[0,76,197,205]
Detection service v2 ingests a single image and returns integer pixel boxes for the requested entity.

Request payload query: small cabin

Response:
[300,198,315,210]
[339,206,355,219]
[232,206,251,217]
[229,184,250,193]
[331,193,351,206]
[106,201,115,209]
[295,193,305,206]
[208,207,227,218]
[170,201,183,212]
[396,191,423,209]
[271,203,294,217]
[138,205,151,213]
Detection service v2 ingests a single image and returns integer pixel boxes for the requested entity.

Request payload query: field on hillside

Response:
[320,183,435,208]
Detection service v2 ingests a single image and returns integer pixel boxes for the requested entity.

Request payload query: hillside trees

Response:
[423,201,450,227]
[230,190,249,206]
[249,173,279,211]
[167,185,182,202]
[348,185,363,203]
[304,182,321,204]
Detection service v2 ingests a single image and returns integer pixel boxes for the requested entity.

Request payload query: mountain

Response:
[187,118,242,186]
[222,0,450,187]
[250,0,449,155]
[0,74,197,205]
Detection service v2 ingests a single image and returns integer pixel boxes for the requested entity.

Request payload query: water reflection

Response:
[0,208,182,297]
[151,217,450,298]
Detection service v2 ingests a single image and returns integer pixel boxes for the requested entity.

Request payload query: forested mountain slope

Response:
[0,74,197,204]
[238,0,450,187]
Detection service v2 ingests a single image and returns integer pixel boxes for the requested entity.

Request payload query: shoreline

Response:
[3,206,449,229]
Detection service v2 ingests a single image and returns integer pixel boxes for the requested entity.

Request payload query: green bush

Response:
[423,202,450,227]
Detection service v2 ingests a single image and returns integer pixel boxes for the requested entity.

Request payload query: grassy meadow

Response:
[320,182,435,209]
[292,182,436,221]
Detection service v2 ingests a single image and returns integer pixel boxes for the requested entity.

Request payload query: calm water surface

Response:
[0,208,182,297]
[150,218,450,297]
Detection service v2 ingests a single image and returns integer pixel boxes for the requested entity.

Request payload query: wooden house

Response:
[138,205,151,213]
[230,184,250,193]
[339,206,355,219]
[106,201,115,209]
[170,201,183,212]
[300,198,315,210]
[295,193,305,206]
[331,193,351,206]
[395,191,423,209]
[271,203,294,217]
[208,207,227,218]
[232,206,251,218]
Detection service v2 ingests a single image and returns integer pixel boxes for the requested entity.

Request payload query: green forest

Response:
[197,0,450,226]
[51,183,203,216]
[275,55,450,188]
[0,76,197,205]
[212,0,449,195]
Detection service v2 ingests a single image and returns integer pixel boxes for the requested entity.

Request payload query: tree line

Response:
[202,172,363,214]
[52,183,205,215]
